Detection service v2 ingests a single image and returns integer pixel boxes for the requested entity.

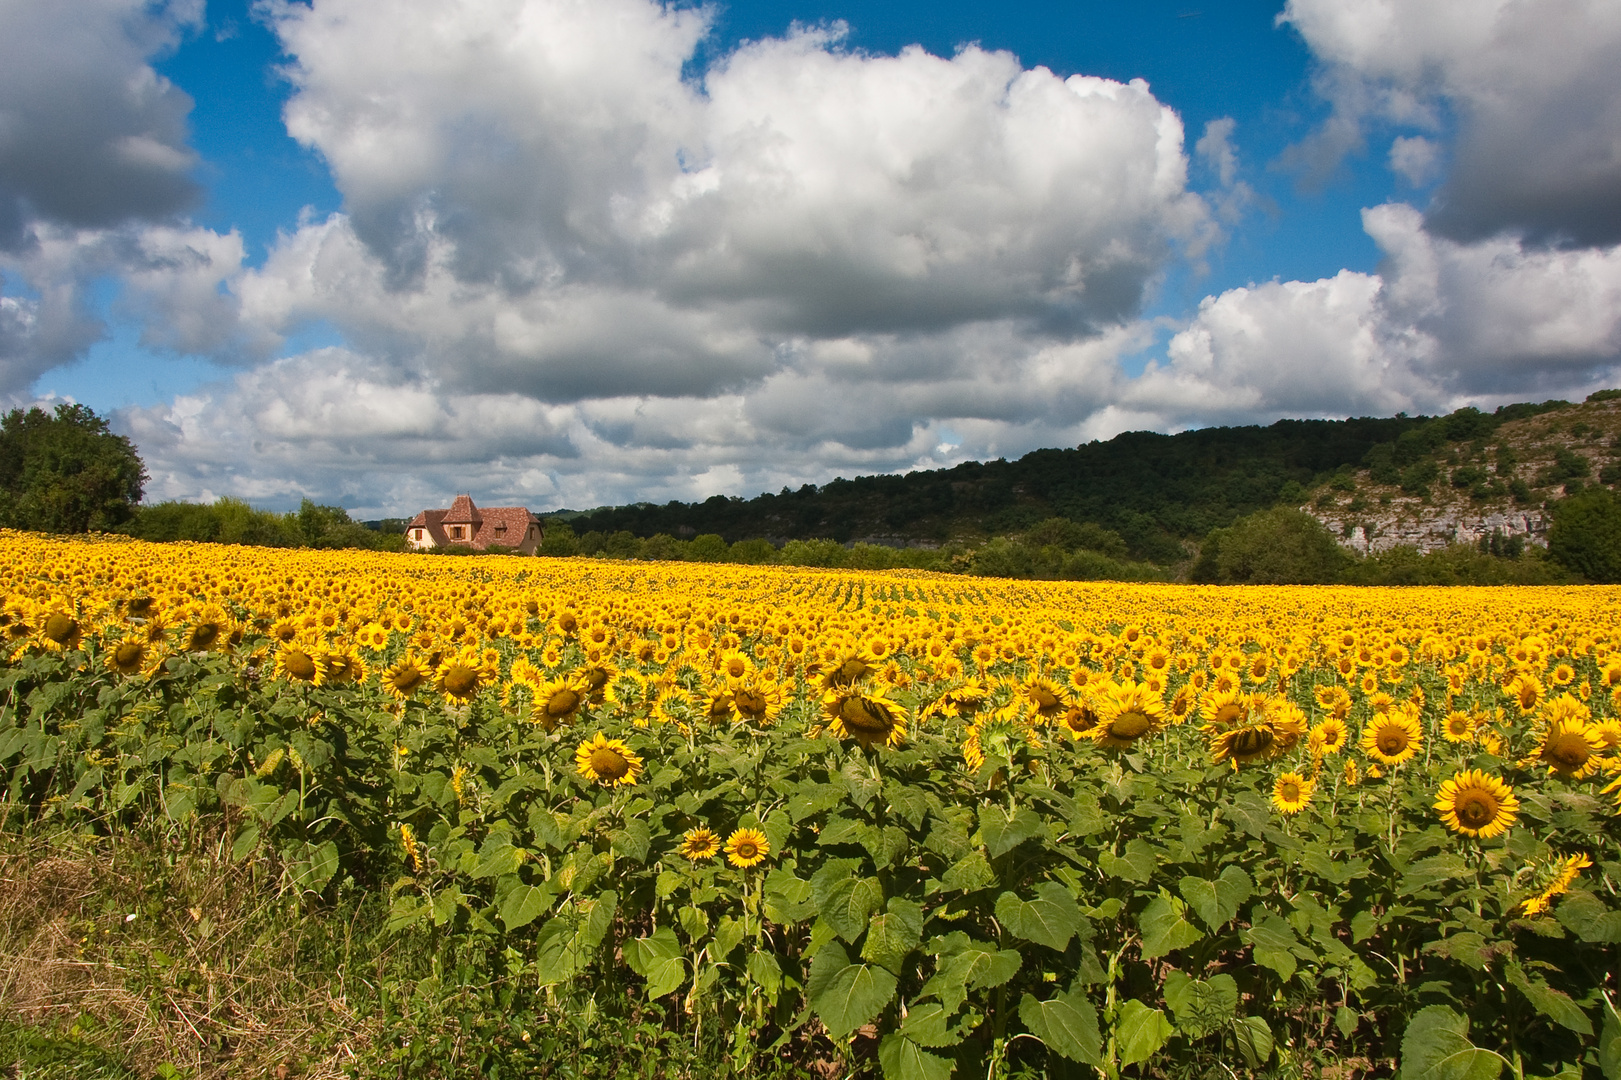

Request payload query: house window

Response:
[495,522,507,536]
[413,529,423,541]
[450,525,465,540]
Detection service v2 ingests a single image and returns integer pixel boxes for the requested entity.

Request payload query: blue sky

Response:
[2,0,1617,514]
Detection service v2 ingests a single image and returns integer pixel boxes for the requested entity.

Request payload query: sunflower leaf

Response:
[821,876,885,942]
[1504,960,1592,1035]
[608,819,651,863]
[1178,865,1252,931]
[862,899,924,973]
[1139,894,1202,960]
[1162,971,1238,1038]
[1232,1016,1274,1069]
[898,1003,961,1048]
[1114,1000,1172,1067]
[996,882,1084,951]
[810,943,898,1040]
[878,1033,955,1080]
[1397,1005,1505,1080]
[1018,987,1104,1065]
[941,851,995,892]
[977,805,1044,859]
[1555,890,1621,943]
[498,882,554,931]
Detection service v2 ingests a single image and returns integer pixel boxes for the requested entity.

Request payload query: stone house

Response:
[405,494,544,554]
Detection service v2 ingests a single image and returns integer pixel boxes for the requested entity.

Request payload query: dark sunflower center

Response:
[1032,688,1059,708]
[726,660,747,678]
[1377,729,1409,755]
[1108,711,1152,740]
[547,689,580,716]
[392,668,426,692]
[734,840,758,859]
[1548,736,1590,768]
[1231,727,1274,757]
[113,642,145,668]
[43,614,78,643]
[840,697,894,734]
[837,658,869,682]
[736,690,767,716]
[1280,781,1302,801]
[589,747,629,779]
[1213,704,1243,725]
[285,651,317,680]
[188,623,220,649]
[1457,790,1498,828]
[440,665,477,696]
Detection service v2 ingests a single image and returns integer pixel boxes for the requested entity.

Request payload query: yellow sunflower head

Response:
[37,609,81,652]
[380,654,432,700]
[1090,681,1165,751]
[1272,771,1313,815]
[1531,718,1605,779]
[1361,708,1422,767]
[732,679,785,725]
[275,641,324,686]
[680,827,720,862]
[105,635,149,677]
[1440,710,1477,744]
[823,685,907,749]
[574,732,643,787]
[533,675,588,731]
[1435,769,1519,839]
[1310,717,1349,755]
[723,827,770,868]
[434,649,488,703]
[1022,677,1070,721]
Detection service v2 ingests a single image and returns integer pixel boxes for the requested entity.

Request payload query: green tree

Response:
[1192,507,1352,585]
[0,404,146,533]
[1547,487,1621,583]
[539,521,580,556]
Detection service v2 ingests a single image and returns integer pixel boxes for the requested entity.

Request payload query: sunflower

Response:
[1090,681,1165,750]
[105,635,149,676]
[1314,684,1353,719]
[533,676,588,731]
[717,649,755,685]
[275,641,324,685]
[821,646,878,689]
[1272,772,1313,815]
[732,679,785,725]
[1529,718,1605,779]
[724,828,770,868]
[434,648,491,703]
[323,646,367,685]
[1504,671,1543,712]
[574,732,643,787]
[1205,696,1301,767]
[1310,717,1349,755]
[1440,710,1477,744]
[823,686,907,749]
[181,605,230,653]
[1361,708,1422,767]
[1199,689,1248,727]
[680,827,720,862]
[36,609,81,652]
[1592,718,1621,751]
[1550,663,1575,686]
[380,654,432,700]
[1168,685,1195,723]
[700,686,740,725]
[1435,769,1519,839]
[1056,702,1098,740]
[1022,676,1071,722]
[1521,853,1592,917]
[927,679,990,721]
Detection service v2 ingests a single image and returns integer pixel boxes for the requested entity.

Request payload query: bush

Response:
[1192,508,1351,584]
[539,521,581,557]
[0,404,146,533]
[1548,487,1621,582]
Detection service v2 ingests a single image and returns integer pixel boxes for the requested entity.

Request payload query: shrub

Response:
[1192,508,1351,584]
[1548,487,1621,582]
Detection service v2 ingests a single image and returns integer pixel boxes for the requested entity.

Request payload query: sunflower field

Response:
[5,530,1621,1079]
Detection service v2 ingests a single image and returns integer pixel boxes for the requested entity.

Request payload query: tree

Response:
[0,404,146,533]
[1548,487,1621,583]
[1192,507,1352,585]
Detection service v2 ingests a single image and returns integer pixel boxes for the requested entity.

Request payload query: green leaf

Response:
[533,916,582,986]
[230,824,260,862]
[1177,865,1252,931]
[899,1003,960,1049]
[919,941,1021,1012]
[1555,890,1621,943]
[878,1034,954,1080]
[1504,962,1592,1035]
[1096,839,1156,883]
[746,950,782,1000]
[1232,1016,1274,1069]
[386,893,428,932]
[609,818,651,863]
[809,942,899,1039]
[977,805,1044,859]
[1018,987,1103,1066]
[941,851,995,892]
[296,840,339,890]
[625,928,686,1000]
[1400,854,1472,898]
[821,876,885,943]
[995,882,1084,951]
[471,838,525,879]
[577,890,617,950]
[1599,999,1621,1080]
[1162,971,1238,1038]
[712,914,746,961]
[1139,894,1202,959]
[1245,916,1303,982]
[1398,1005,1505,1080]
[863,899,924,973]
[1114,1000,1172,1067]
[499,882,554,931]
[1424,932,1490,971]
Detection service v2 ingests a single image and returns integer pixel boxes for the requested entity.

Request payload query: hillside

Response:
[556,392,1621,564]
[558,414,1425,562]
[1306,392,1621,554]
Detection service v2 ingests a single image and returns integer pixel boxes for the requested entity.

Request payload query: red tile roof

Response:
[408,497,541,551]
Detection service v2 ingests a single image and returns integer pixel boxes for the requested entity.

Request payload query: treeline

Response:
[558,414,1430,558]
[117,498,405,552]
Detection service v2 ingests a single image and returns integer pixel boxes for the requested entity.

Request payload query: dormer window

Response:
[450,525,465,540]
[495,522,507,535]
[413,529,423,541]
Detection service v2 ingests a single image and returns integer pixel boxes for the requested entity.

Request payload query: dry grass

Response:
[0,823,380,1079]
